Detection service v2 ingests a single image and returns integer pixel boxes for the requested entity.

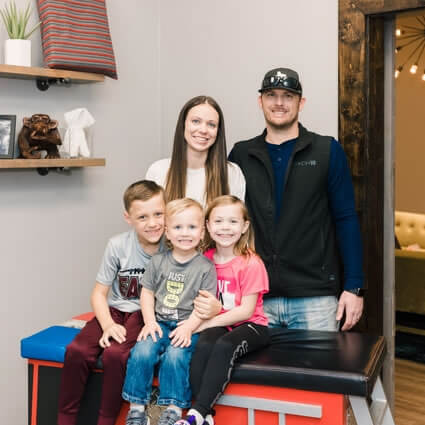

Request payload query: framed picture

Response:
[0,115,17,159]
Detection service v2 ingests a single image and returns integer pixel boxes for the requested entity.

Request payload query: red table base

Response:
[28,359,347,425]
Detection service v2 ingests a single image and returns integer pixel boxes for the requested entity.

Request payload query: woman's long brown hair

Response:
[165,95,230,205]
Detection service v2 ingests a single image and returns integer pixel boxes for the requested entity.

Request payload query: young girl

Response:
[145,95,245,207]
[175,195,269,425]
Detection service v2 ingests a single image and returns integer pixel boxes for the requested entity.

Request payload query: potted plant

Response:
[0,1,41,66]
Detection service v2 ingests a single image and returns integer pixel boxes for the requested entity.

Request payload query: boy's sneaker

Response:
[158,408,181,425]
[173,415,198,425]
[126,409,150,425]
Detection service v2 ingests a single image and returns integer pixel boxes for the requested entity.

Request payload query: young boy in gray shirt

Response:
[122,198,217,425]
[58,180,166,425]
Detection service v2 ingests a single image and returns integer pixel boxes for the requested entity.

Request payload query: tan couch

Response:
[395,210,425,314]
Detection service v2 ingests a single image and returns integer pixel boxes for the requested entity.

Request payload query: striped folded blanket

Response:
[37,0,118,79]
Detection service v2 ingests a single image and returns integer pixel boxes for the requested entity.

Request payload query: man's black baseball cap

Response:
[259,67,302,95]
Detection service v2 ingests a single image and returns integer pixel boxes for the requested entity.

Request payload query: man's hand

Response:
[99,323,126,348]
[194,290,221,319]
[138,321,163,342]
[336,291,364,331]
[169,323,193,347]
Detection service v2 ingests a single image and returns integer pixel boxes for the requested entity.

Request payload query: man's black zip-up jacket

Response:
[229,124,340,298]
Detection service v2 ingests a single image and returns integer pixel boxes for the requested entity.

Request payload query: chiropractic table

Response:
[21,318,395,425]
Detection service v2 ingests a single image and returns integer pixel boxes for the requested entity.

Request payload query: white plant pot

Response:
[4,39,31,66]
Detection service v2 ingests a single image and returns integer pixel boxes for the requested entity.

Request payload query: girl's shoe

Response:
[173,415,198,425]
[203,414,214,425]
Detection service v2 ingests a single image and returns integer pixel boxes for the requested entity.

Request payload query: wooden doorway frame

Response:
[338,0,425,405]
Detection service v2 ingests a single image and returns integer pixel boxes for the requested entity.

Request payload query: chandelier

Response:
[395,16,425,81]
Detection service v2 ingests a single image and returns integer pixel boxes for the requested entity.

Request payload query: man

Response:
[228,67,364,331]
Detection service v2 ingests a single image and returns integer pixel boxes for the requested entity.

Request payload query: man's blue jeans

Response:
[263,295,339,331]
[122,321,199,408]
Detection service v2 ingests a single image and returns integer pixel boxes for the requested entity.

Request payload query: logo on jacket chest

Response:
[294,159,317,167]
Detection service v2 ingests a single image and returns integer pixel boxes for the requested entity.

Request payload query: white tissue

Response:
[63,108,95,157]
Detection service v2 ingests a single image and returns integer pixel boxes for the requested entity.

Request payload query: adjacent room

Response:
[393,10,425,425]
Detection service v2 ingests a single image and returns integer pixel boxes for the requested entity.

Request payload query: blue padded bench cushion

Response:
[21,326,80,363]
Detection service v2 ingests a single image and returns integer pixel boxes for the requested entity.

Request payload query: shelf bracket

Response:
[36,167,49,176]
[36,167,72,176]
[36,77,72,91]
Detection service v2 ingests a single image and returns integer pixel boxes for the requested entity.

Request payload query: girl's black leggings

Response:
[189,322,269,417]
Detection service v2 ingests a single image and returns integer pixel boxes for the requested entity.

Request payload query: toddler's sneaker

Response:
[158,408,181,425]
[173,415,198,425]
[126,409,150,425]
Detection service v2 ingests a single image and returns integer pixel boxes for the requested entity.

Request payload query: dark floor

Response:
[395,311,425,364]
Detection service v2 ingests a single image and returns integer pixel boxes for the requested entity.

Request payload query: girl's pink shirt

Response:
[204,248,269,326]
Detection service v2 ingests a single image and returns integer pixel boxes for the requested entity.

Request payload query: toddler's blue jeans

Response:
[122,321,199,408]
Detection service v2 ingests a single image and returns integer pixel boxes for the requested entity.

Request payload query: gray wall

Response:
[158,1,338,156]
[1,1,338,423]
[0,1,160,423]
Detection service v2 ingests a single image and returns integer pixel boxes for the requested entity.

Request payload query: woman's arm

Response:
[228,161,246,201]
[145,158,169,187]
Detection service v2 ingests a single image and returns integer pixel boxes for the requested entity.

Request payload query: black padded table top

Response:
[231,329,386,398]
[21,326,386,399]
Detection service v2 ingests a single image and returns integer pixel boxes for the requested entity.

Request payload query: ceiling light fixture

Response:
[395,16,425,81]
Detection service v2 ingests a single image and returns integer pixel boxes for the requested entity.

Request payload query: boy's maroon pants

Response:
[57,307,143,425]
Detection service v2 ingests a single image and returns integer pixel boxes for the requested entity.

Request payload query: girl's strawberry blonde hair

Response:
[203,195,255,256]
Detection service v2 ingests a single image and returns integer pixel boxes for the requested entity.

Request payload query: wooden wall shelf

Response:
[0,64,104,90]
[0,158,106,169]
[0,64,104,83]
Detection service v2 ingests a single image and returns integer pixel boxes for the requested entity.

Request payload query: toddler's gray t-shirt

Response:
[142,250,217,321]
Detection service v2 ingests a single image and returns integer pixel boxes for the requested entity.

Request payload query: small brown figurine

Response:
[18,114,62,159]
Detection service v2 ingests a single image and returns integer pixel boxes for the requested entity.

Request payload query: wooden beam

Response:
[354,0,425,15]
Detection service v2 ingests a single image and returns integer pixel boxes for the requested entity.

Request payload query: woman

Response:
[146,95,245,206]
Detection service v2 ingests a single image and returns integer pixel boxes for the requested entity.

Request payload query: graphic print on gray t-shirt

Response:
[117,266,146,299]
[96,230,165,313]
[142,250,217,322]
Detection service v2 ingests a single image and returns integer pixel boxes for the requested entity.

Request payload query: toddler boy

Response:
[122,198,217,425]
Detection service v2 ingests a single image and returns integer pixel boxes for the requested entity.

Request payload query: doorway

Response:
[339,0,425,410]
[393,10,425,350]
[392,10,425,423]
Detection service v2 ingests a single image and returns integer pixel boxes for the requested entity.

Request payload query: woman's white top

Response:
[145,158,246,207]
